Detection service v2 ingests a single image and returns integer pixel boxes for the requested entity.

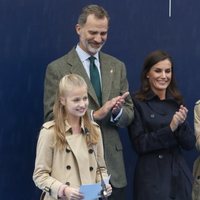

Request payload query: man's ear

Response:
[75,24,81,35]
[60,97,66,106]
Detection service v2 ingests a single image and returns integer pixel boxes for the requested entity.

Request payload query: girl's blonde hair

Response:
[53,74,99,147]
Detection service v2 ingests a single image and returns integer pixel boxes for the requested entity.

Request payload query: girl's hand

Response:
[64,186,84,200]
[105,184,112,197]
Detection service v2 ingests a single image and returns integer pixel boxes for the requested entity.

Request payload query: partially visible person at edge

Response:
[128,50,195,200]
[194,100,200,150]
[192,100,200,200]
[43,4,134,200]
[33,74,112,200]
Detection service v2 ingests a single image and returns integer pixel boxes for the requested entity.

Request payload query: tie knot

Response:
[89,56,96,63]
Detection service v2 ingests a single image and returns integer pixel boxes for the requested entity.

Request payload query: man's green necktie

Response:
[89,56,102,105]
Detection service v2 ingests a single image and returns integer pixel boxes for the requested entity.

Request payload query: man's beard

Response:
[85,40,105,54]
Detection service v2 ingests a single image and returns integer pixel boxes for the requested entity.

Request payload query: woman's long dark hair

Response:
[135,50,183,104]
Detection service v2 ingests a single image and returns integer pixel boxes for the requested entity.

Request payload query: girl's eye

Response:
[83,96,88,101]
[73,98,80,102]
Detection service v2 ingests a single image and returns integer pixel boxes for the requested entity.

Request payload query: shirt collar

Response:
[76,44,99,62]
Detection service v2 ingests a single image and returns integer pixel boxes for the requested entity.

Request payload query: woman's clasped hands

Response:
[170,105,188,132]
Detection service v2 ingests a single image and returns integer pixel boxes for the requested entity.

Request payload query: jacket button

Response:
[89,166,93,171]
[66,148,71,153]
[66,165,71,170]
[158,154,163,159]
[88,149,94,154]
[66,182,70,186]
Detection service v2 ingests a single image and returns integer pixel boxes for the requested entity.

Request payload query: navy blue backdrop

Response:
[1,0,200,199]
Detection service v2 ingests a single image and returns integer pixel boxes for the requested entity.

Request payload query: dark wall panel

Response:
[1,1,200,199]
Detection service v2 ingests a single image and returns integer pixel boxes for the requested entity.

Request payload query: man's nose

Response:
[94,34,103,43]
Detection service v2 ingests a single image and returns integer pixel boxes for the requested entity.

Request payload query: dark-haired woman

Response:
[128,50,195,200]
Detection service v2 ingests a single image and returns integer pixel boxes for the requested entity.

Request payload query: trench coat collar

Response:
[146,90,175,101]
[64,117,87,135]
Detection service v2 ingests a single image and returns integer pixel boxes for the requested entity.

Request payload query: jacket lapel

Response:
[99,53,113,104]
[66,49,99,105]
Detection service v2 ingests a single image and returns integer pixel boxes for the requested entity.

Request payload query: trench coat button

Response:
[88,149,94,154]
[89,166,94,171]
[150,114,155,118]
[65,182,70,186]
[44,186,51,193]
[66,148,71,153]
[158,154,163,159]
[66,165,71,170]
